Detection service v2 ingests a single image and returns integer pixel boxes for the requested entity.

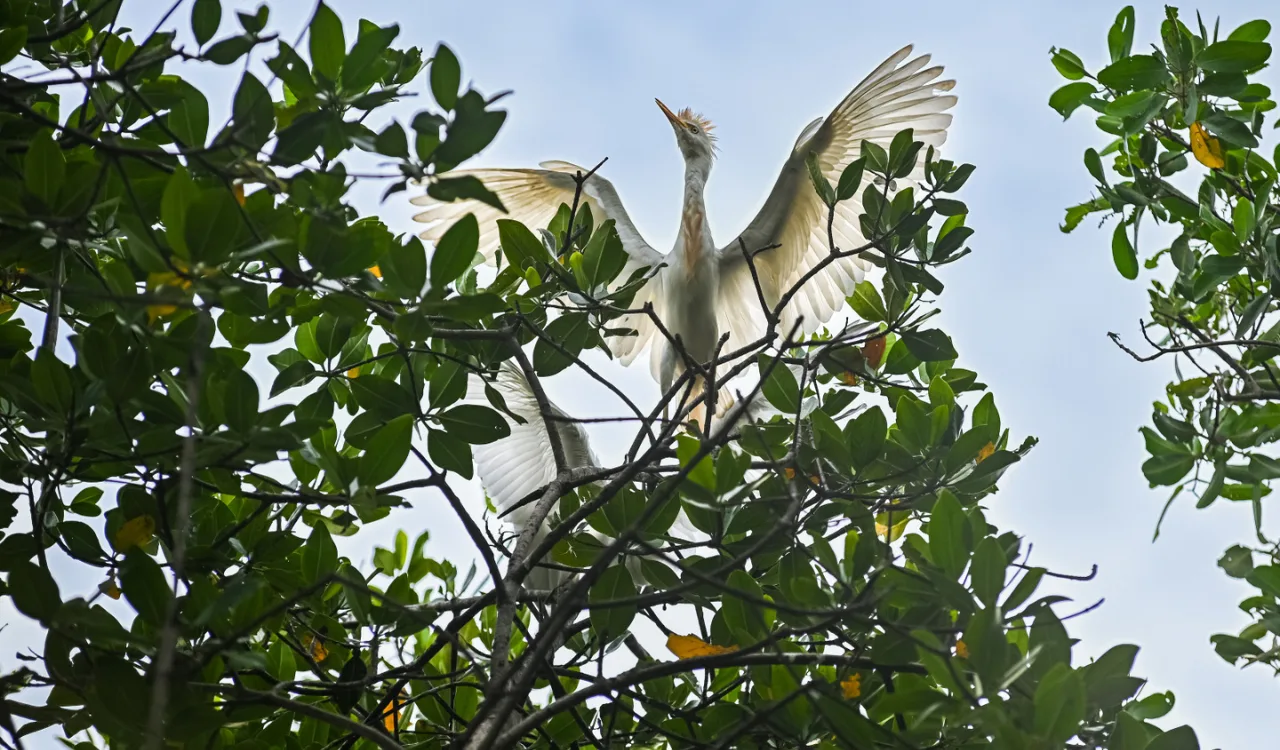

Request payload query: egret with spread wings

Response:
[412,45,955,418]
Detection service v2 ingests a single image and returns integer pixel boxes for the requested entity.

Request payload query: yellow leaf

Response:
[840,371,858,386]
[233,182,246,206]
[302,633,328,662]
[147,304,178,322]
[346,366,360,379]
[1190,122,1225,169]
[955,639,969,659]
[368,264,382,279]
[874,512,908,541]
[0,299,14,316]
[840,674,862,699]
[100,579,121,600]
[666,634,738,660]
[784,467,796,480]
[114,515,155,552]
[809,475,821,485]
[976,442,996,464]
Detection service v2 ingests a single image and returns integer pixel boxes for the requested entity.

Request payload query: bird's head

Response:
[656,99,716,170]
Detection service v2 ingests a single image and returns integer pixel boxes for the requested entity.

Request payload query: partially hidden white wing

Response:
[717,45,957,354]
[469,361,596,531]
[411,162,668,372]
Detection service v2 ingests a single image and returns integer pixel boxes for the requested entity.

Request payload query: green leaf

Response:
[375,121,408,158]
[1112,222,1138,279]
[1146,726,1200,750]
[25,129,65,207]
[1142,454,1194,486]
[431,43,461,111]
[273,111,331,166]
[302,523,338,585]
[760,360,800,412]
[221,369,259,433]
[1228,20,1271,43]
[848,281,887,322]
[836,158,865,202]
[191,0,222,46]
[901,329,957,361]
[267,639,296,682]
[185,189,242,264]
[437,405,510,445]
[308,2,344,82]
[1050,48,1087,79]
[533,313,593,376]
[430,213,479,289]
[361,414,414,485]
[230,71,274,150]
[1198,41,1271,73]
[271,361,317,397]
[581,220,629,288]
[427,428,472,478]
[929,491,968,579]
[971,537,1007,607]
[1004,567,1044,610]
[588,565,637,645]
[1108,6,1135,62]
[8,561,60,624]
[846,406,887,469]
[1097,55,1170,90]
[1044,80,1095,119]
[722,570,771,645]
[1034,663,1086,744]
[428,175,505,211]
[120,551,173,629]
[169,86,210,147]
[349,374,419,421]
[497,219,552,270]
[333,654,367,714]
[341,23,399,92]
[0,25,27,66]
[382,236,427,298]
[1203,112,1259,148]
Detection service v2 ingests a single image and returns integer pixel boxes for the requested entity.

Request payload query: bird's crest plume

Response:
[677,107,716,140]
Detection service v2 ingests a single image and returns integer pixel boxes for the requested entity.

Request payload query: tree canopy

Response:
[0,1,1203,749]
[1053,5,1280,675]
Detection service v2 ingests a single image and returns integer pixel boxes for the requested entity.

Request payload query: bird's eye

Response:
[687,124,699,134]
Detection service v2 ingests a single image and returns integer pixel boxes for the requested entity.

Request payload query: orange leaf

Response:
[368,264,382,279]
[955,639,970,659]
[302,633,329,662]
[840,371,858,386]
[976,442,996,464]
[100,579,121,600]
[784,467,796,480]
[666,634,738,660]
[1190,122,1225,169]
[232,182,246,206]
[862,336,886,369]
[840,674,862,699]
[114,515,155,552]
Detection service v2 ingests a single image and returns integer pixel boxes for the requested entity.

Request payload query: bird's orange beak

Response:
[655,98,681,126]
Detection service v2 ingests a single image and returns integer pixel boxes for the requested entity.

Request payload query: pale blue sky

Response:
[7,2,1280,748]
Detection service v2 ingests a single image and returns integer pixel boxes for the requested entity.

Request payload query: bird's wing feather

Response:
[410,163,664,270]
[411,163,668,370]
[717,45,956,350]
[469,362,596,530]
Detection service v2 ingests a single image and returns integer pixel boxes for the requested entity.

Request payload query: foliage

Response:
[1052,5,1280,676]
[0,1,1195,749]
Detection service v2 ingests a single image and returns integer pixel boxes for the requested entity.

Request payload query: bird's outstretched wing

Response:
[717,45,956,353]
[410,162,668,369]
[410,161,665,271]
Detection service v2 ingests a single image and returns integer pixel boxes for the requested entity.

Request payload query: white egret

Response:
[411,45,956,415]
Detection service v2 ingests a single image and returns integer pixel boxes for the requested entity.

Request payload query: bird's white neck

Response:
[676,166,712,274]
